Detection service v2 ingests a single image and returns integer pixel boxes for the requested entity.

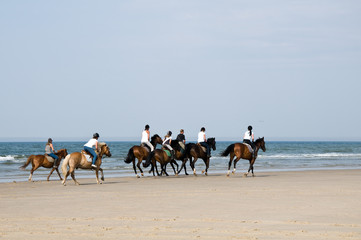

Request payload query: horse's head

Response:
[151,134,163,145]
[255,137,266,152]
[99,143,112,157]
[207,138,216,151]
[56,149,68,159]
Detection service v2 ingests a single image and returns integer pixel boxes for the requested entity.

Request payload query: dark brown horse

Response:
[124,134,163,178]
[143,148,177,176]
[186,138,216,176]
[20,149,68,181]
[62,143,111,185]
[170,140,189,175]
[221,137,266,177]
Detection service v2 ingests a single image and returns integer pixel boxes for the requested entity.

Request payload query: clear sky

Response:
[1,1,361,141]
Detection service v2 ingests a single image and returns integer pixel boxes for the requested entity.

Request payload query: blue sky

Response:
[1,1,361,141]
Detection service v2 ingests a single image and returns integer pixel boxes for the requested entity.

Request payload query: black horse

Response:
[186,138,216,176]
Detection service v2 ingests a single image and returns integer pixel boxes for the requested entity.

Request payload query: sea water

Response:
[0,141,361,182]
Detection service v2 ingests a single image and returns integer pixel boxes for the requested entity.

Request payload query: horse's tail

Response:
[61,154,71,177]
[20,155,34,170]
[143,151,155,168]
[124,148,135,164]
[221,144,235,157]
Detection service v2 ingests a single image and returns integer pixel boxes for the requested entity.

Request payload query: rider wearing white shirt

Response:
[162,131,174,160]
[141,125,154,151]
[198,127,211,157]
[243,125,255,150]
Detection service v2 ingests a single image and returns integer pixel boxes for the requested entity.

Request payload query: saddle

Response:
[44,154,55,163]
[242,143,254,153]
[197,143,207,153]
[81,150,98,162]
[140,143,151,152]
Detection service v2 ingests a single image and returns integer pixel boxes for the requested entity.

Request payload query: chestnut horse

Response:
[20,149,68,182]
[143,149,177,176]
[124,134,162,178]
[186,138,216,176]
[61,143,111,185]
[221,137,266,177]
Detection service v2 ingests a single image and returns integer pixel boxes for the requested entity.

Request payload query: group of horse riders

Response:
[22,124,264,184]
[45,125,256,168]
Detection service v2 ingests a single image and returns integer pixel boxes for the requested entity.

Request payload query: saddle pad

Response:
[140,143,150,152]
[243,143,253,153]
[45,155,55,163]
[164,149,171,157]
[200,146,207,153]
[81,150,93,162]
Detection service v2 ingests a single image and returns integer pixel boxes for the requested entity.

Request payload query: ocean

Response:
[1,141,361,183]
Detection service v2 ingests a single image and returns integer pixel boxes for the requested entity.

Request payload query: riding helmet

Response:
[168,131,172,136]
[93,133,99,138]
[48,138,53,143]
[248,126,253,131]
[145,124,150,130]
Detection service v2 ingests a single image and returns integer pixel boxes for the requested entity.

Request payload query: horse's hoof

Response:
[202,170,205,174]
[141,173,144,176]
[243,174,247,178]
[226,173,229,177]
[205,173,208,176]
[175,174,178,176]
[101,177,104,181]
[136,175,140,178]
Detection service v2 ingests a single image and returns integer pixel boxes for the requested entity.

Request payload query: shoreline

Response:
[1,169,361,239]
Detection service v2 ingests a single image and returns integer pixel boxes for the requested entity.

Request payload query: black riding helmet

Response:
[48,138,53,143]
[93,133,99,138]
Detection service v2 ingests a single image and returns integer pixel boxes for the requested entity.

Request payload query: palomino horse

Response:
[124,134,162,178]
[143,148,177,176]
[221,137,266,177]
[170,140,189,175]
[20,149,68,181]
[186,138,216,176]
[61,143,111,185]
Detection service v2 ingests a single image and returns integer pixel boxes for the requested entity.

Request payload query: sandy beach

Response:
[0,170,360,240]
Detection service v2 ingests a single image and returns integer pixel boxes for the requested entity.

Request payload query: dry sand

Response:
[0,170,361,240]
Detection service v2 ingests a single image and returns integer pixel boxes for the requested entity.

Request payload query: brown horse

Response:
[170,140,189,175]
[61,143,111,185]
[124,134,163,178]
[221,137,266,177]
[20,149,68,182]
[186,138,216,176]
[143,148,177,176]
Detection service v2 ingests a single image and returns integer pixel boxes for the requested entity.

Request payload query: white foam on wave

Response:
[262,153,361,159]
[0,155,16,161]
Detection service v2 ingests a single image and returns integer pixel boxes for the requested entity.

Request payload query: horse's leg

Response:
[155,161,160,176]
[136,159,144,177]
[172,160,179,174]
[163,163,169,176]
[95,169,101,184]
[29,164,40,182]
[233,157,241,175]
[47,168,56,181]
[192,157,198,176]
[132,160,139,178]
[201,158,209,176]
[99,168,104,181]
[244,158,255,178]
[227,153,235,177]
[171,160,178,176]
[55,168,63,180]
[70,169,80,185]
[62,170,70,186]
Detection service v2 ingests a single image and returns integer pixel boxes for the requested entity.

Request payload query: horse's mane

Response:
[254,137,264,144]
[98,142,107,147]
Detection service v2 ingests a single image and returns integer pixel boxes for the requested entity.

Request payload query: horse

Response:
[221,137,266,177]
[143,148,177,176]
[170,140,189,175]
[20,149,68,182]
[186,138,216,176]
[124,134,163,178]
[61,142,111,185]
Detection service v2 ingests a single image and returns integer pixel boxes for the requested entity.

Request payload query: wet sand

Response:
[0,170,361,239]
